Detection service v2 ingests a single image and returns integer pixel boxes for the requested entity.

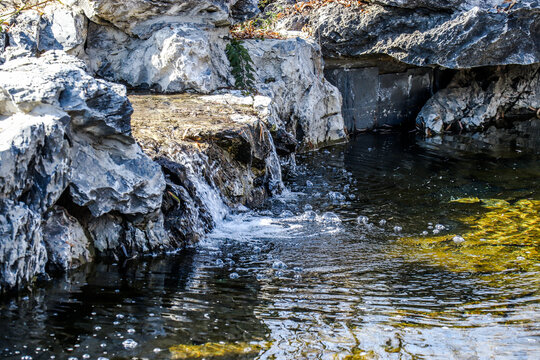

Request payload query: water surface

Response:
[1,133,539,359]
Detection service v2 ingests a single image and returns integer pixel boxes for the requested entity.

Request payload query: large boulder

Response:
[245,37,347,150]
[67,0,258,36]
[275,0,540,68]
[0,2,87,63]
[86,22,230,93]
[0,51,170,292]
[417,64,540,134]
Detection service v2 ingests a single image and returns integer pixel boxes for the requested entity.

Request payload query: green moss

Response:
[396,198,539,274]
[169,341,270,359]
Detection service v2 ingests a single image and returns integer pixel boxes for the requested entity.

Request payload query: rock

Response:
[277,1,540,68]
[244,37,347,150]
[231,0,260,22]
[42,206,92,272]
[69,0,250,35]
[325,64,434,131]
[0,2,87,63]
[86,22,230,93]
[417,64,540,134]
[0,200,46,293]
[129,92,283,243]
[0,51,169,292]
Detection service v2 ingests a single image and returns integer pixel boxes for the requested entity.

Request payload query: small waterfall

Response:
[262,125,285,196]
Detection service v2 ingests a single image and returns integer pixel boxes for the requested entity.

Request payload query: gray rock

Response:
[0,3,87,62]
[0,200,46,293]
[86,22,230,93]
[325,65,434,131]
[0,51,169,292]
[69,0,241,36]
[417,64,540,134]
[42,206,92,272]
[276,1,540,68]
[244,37,347,149]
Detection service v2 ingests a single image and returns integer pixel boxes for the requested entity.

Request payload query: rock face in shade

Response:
[0,51,172,293]
[275,0,540,68]
[417,64,540,134]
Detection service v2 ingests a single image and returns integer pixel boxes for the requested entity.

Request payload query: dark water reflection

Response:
[1,133,539,359]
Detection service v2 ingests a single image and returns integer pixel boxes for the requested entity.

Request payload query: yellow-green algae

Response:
[169,341,270,359]
[397,198,539,273]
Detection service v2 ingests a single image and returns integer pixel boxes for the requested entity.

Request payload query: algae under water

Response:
[0,133,539,359]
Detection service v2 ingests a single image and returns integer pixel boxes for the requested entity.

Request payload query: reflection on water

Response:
[1,133,539,359]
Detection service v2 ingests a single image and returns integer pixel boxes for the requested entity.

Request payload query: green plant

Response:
[225,39,256,93]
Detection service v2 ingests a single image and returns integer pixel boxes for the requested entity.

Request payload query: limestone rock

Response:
[275,0,540,68]
[0,200,46,293]
[86,22,230,93]
[0,51,169,292]
[245,38,347,149]
[130,93,283,243]
[68,0,255,36]
[42,206,92,272]
[0,3,87,63]
[417,64,540,134]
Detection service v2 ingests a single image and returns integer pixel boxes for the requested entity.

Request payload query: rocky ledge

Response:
[129,92,283,244]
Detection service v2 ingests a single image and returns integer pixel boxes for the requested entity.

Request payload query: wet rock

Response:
[42,206,92,272]
[418,64,540,134]
[0,51,168,292]
[130,93,282,243]
[276,1,540,68]
[0,200,46,293]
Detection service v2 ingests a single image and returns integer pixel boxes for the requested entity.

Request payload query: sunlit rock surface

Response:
[0,51,169,292]
[245,38,347,150]
[276,0,540,68]
[129,92,283,244]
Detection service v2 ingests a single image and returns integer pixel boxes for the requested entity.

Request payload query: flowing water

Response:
[1,133,539,359]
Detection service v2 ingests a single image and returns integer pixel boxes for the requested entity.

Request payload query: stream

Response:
[1,133,539,359]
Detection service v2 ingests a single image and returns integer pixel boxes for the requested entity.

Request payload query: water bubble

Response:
[97,358,109,360]
[279,210,294,218]
[427,225,433,230]
[328,191,346,201]
[379,219,387,226]
[435,224,445,230]
[122,339,138,350]
[300,210,317,221]
[272,260,287,269]
[321,212,341,224]
[21,356,32,360]
[306,180,313,187]
[303,204,313,211]
[116,314,124,319]
[452,236,465,244]
[433,229,440,234]
[113,321,120,325]
[153,348,162,353]
[67,357,77,360]
[215,259,225,267]
[100,344,107,348]
[256,274,266,280]
[229,272,239,279]
[393,226,403,233]
[82,355,90,359]
[275,270,285,277]
[421,231,429,235]
[349,194,356,200]
[127,328,135,334]
[356,216,369,225]
[293,266,303,272]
